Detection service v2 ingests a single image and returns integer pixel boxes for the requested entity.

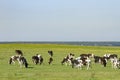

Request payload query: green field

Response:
[0,44,120,80]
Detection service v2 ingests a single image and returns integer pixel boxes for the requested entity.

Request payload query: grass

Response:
[0,44,120,80]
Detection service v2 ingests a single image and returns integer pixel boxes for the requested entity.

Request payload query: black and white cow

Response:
[9,55,28,68]
[61,53,75,66]
[110,57,120,69]
[32,56,39,64]
[94,56,107,67]
[72,57,91,70]
[32,54,44,65]
[19,56,28,68]
[9,55,19,64]
[103,54,118,68]
[71,59,83,69]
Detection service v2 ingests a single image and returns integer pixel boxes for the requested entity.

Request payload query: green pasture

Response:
[0,44,120,80]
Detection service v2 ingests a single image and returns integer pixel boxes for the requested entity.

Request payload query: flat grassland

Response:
[0,44,120,80]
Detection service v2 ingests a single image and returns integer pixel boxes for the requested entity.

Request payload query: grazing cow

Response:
[103,54,118,68]
[80,57,91,69]
[101,57,107,67]
[110,57,120,69]
[9,55,19,64]
[94,56,107,67]
[48,50,53,57]
[32,54,44,65]
[9,55,28,68]
[117,58,120,69]
[15,50,23,56]
[48,57,53,65]
[71,57,91,70]
[94,56,102,63]
[32,56,39,64]
[71,59,83,69]
[61,55,66,65]
[61,53,75,66]
[61,57,69,65]
[36,54,44,65]
[103,54,118,60]
[19,56,28,68]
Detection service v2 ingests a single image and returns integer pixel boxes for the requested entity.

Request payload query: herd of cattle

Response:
[61,53,120,70]
[9,50,53,68]
[9,50,120,70]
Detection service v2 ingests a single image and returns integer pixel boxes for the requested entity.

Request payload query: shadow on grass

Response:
[27,66,34,69]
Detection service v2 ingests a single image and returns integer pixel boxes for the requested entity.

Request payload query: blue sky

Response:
[0,0,120,41]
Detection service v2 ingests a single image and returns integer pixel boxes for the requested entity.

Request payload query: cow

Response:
[71,59,83,69]
[9,55,28,68]
[110,57,120,69]
[101,57,107,67]
[94,56,107,67]
[9,55,20,64]
[104,54,118,60]
[32,56,39,64]
[94,56,102,63]
[19,56,28,68]
[71,57,91,70]
[61,56,69,65]
[103,54,118,68]
[61,53,75,66]
[32,54,44,65]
